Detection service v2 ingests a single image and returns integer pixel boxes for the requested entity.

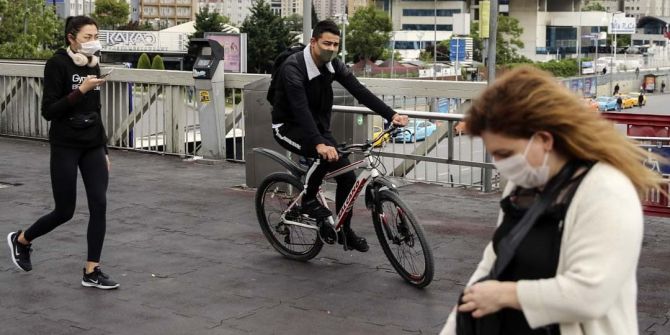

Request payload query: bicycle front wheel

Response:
[372,189,434,288]
[255,172,323,261]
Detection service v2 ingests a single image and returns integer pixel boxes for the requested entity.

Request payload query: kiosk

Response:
[191,38,226,159]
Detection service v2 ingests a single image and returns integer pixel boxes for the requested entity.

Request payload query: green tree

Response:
[0,0,62,59]
[311,2,318,27]
[582,1,606,11]
[380,48,402,62]
[151,55,165,70]
[117,20,155,31]
[471,15,527,65]
[185,7,231,70]
[346,5,392,63]
[423,39,451,62]
[92,0,130,29]
[137,53,151,69]
[285,13,302,32]
[241,0,297,73]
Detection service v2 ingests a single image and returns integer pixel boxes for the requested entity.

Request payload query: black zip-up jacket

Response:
[271,50,396,148]
[42,49,107,151]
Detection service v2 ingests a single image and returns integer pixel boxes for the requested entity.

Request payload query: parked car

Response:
[582,97,599,112]
[619,94,637,109]
[393,119,437,143]
[626,92,647,106]
[372,126,391,147]
[596,96,617,111]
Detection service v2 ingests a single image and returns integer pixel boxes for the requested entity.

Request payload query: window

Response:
[403,9,461,16]
[402,24,452,31]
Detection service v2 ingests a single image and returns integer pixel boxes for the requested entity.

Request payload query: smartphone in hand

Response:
[99,68,114,79]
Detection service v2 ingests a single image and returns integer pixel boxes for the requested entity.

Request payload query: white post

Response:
[391,31,395,78]
[433,0,437,80]
[455,37,460,81]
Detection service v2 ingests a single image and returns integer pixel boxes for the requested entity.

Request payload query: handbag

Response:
[67,111,99,129]
[456,160,585,335]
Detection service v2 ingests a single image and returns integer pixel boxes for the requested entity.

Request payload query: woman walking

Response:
[6,16,118,289]
[441,66,663,334]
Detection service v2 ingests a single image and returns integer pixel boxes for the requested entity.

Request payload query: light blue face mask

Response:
[493,135,550,189]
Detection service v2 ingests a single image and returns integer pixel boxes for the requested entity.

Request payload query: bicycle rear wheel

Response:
[372,190,434,288]
[255,172,323,261]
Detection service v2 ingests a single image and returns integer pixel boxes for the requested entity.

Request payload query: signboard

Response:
[479,1,490,39]
[452,13,470,36]
[608,16,636,35]
[205,33,248,73]
[199,90,210,103]
[450,38,467,62]
[100,30,189,54]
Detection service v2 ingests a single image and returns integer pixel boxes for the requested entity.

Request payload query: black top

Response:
[271,50,396,149]
[493,187,564,335]
[42,49,106,150]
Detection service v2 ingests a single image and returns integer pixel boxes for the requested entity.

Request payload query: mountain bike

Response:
[254,126,434,288]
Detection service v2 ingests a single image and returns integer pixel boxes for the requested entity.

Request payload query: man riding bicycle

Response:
[270,20,408,252]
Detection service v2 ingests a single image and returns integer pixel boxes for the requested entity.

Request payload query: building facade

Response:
[197,0,254,25]
[45,0,101,18]
[348,0,372,16]
[313,0,347,20]
[281,0,303,17]
[372,0,469,32]
[132,0,197,28]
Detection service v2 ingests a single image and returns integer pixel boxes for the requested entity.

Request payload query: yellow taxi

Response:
[372,126,391,147]
[625,92,647,106]
[618,94,637,109]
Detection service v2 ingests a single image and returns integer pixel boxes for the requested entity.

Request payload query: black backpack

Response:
[266,43,306,104]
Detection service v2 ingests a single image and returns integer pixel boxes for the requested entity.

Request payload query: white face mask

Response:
[493,135,550,189]
[78,40,102,56]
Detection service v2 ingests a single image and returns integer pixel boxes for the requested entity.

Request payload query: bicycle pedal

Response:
[318,220,337,245]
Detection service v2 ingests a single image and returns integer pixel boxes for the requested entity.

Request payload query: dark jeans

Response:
[24,144,108,262]
[273,125,356,228]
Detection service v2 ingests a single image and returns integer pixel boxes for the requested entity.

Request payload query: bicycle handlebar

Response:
[337,125,400,155]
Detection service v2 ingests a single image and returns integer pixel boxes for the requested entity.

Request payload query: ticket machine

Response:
[191,38,226,159]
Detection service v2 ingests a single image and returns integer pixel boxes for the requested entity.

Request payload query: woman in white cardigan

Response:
[440,66,665,335]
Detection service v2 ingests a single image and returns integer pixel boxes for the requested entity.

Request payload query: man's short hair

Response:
[312,20,341,39]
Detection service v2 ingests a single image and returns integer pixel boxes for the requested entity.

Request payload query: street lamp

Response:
[334,13,348,62]
[609,11,623,95]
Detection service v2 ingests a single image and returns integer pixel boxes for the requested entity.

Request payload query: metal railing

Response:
[333,106,495,190]
[1,61,494,188]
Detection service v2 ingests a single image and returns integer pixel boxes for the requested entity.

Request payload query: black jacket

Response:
[271,50,396,148]
[42,49,106,150]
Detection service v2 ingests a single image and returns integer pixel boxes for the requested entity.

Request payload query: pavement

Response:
[0,136,668,335]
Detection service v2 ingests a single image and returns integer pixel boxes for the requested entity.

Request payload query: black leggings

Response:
[273,125,356,228]
[24,145,108,262]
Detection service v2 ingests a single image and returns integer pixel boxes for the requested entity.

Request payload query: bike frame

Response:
[279,155,381,232]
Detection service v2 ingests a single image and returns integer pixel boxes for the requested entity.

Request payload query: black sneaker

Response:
[7,231,32,272]
[82,267,119,290]
[301,198,332,219]
[338,228,369,252]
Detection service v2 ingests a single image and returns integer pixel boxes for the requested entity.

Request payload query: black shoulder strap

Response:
[489,160,583,279]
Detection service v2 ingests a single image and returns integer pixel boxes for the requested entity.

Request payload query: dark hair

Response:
[64,16,99,45]
[312,20,340,39]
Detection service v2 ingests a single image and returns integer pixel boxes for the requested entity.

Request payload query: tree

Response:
[0,0,62,59]
[151,55,165,70]
[285,13,302,32]
[346,5,392,63]
[241,0,297,73]
[423,39,450,62]
[92,0,130,29]
[582,1,606,11]
[471,15,527,65]
[185,7,231,70]
[137,53,151,69]
[311,2,318,27]
[117,20,155,31]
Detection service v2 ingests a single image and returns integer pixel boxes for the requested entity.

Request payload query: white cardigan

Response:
[440,162,643,335]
